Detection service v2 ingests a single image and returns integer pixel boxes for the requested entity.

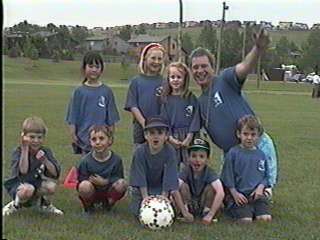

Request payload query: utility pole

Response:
[242,23,246,60]
[216,1,229,74]
[178,0,183,62]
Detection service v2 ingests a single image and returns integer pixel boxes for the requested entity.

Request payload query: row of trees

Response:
[4,21,320,72]
[181,25,320,72]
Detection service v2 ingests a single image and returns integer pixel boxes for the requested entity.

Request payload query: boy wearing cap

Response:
[178,138,225,224]
[129,115,194,221]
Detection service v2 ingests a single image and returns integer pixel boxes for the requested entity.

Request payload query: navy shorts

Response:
[228,196,271,219]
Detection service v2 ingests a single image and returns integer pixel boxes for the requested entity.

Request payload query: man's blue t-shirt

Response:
[198,67,255,152]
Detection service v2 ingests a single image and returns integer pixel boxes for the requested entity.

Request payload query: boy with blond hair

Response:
[3,117,63,216]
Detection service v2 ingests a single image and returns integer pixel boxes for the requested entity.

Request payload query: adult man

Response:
[311,71,320,98]
[189,28,277,187]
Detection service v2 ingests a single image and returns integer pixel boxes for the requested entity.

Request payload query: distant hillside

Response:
[145,27,310,47]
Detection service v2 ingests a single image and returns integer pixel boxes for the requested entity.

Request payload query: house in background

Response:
[84,34,130,54]
[126,34,184,61]
[278,21,293,30]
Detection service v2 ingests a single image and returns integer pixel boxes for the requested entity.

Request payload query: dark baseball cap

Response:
[144,115,169,130]
[187,138,210,154]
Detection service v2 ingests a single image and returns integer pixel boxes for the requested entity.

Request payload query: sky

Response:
[3,0,320,29]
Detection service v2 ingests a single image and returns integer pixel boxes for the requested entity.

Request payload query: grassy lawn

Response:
[2,56,319,240]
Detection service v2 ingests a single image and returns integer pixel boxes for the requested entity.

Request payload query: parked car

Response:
[301,73,315,83]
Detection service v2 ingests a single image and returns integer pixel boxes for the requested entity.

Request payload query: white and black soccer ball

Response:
[139,195,175,230]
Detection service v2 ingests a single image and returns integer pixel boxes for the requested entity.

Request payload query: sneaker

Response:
[3,201,21,216]
[202,207,218,223]
[101,201,112,212]
[82,204,95,215]
[39,204,64,215]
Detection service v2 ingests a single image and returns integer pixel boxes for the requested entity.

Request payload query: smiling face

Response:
[188,148,209,172]
[237,125,259,150]
[144,49,164,76]
[24,132,44,150]
[168,66,185,94]
[84,62,102,81]
[144,127,168,153]
[89,130,112,153]
[191,55,214,90]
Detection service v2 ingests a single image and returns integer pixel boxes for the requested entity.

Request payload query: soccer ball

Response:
[139,195,175,230]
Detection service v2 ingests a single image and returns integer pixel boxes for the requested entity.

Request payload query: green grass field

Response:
[2,56,319,240]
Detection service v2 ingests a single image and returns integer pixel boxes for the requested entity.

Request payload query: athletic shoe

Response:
[3,201,21,216]
[39,203,64,215]
[201,207,218,222]
[82,204,95,215]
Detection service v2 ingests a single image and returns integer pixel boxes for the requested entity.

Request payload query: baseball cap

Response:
[144,115,169,130]
[187,138,210,154]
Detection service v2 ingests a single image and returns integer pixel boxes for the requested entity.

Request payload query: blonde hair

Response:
[162,62,191,102]
[21,117,48,135]
[138,43,165,75]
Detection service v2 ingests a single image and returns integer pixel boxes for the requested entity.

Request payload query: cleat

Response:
[39,204,64,215]
[3,201,21,216]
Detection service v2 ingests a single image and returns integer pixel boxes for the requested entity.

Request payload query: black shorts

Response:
[228,196,271,219]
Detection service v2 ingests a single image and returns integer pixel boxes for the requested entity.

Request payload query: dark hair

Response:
[82,51,104,83]
[237,115,264,136]
[189,47,216,69]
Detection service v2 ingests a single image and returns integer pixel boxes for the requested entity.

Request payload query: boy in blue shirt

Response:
[129,115,194,222]
[178,138,225,224]
[221,115,272,223]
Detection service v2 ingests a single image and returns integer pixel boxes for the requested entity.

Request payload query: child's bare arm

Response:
[36,150,59,178]
[130,107,146,127]
[19,134,30,174]
[171,190,194,222]
[202,180,225,224]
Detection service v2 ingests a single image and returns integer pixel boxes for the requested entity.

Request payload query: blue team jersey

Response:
[124,74,164,118]
[220,145,269,195]
[129,143,179,191]
[77,151,124,188]
[160,93,200,133]
[178,165,218,197]
[66,84,120,152]
[198,67,255,152]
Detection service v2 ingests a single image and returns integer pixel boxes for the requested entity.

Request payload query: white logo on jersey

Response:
[258,159,266,171]
[213,92,223,107]
[186,106,193,117]
[98,96,106,107]
[155,86,163,97]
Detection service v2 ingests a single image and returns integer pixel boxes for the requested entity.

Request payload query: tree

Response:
[119,25,132,41]
[135,24,146,35]
[181,33,194,54]
[196,26,217,54]
[276,36,294,63]
[220,28,242,68]
[298,29,320,71]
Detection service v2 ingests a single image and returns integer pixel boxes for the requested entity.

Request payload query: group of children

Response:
[3,43,272,224]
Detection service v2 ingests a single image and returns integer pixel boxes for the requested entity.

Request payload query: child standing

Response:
[77,125,127,214]
[178,138,225,224]
[221,115,272,223]
[66,51,120,154]
[129,115,194,222]
[160,62,200,167]
[124,43,165,146]
[3,117,63,216]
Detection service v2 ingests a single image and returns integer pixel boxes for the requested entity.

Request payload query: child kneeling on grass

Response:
[3,117,63,216]
[129,115,194,222]
[77,125,127,215]
[221,115,272,223]
[178,138,225,224]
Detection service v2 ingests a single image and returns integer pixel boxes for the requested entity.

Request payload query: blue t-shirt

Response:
[77,151,124,188]
[66,84,120,152]
[124,74,164,119]
[198,67,255,152]
[220,145,269,195]
[178,165,218,197]
[129,143,179,191]
[160,93,200,133]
